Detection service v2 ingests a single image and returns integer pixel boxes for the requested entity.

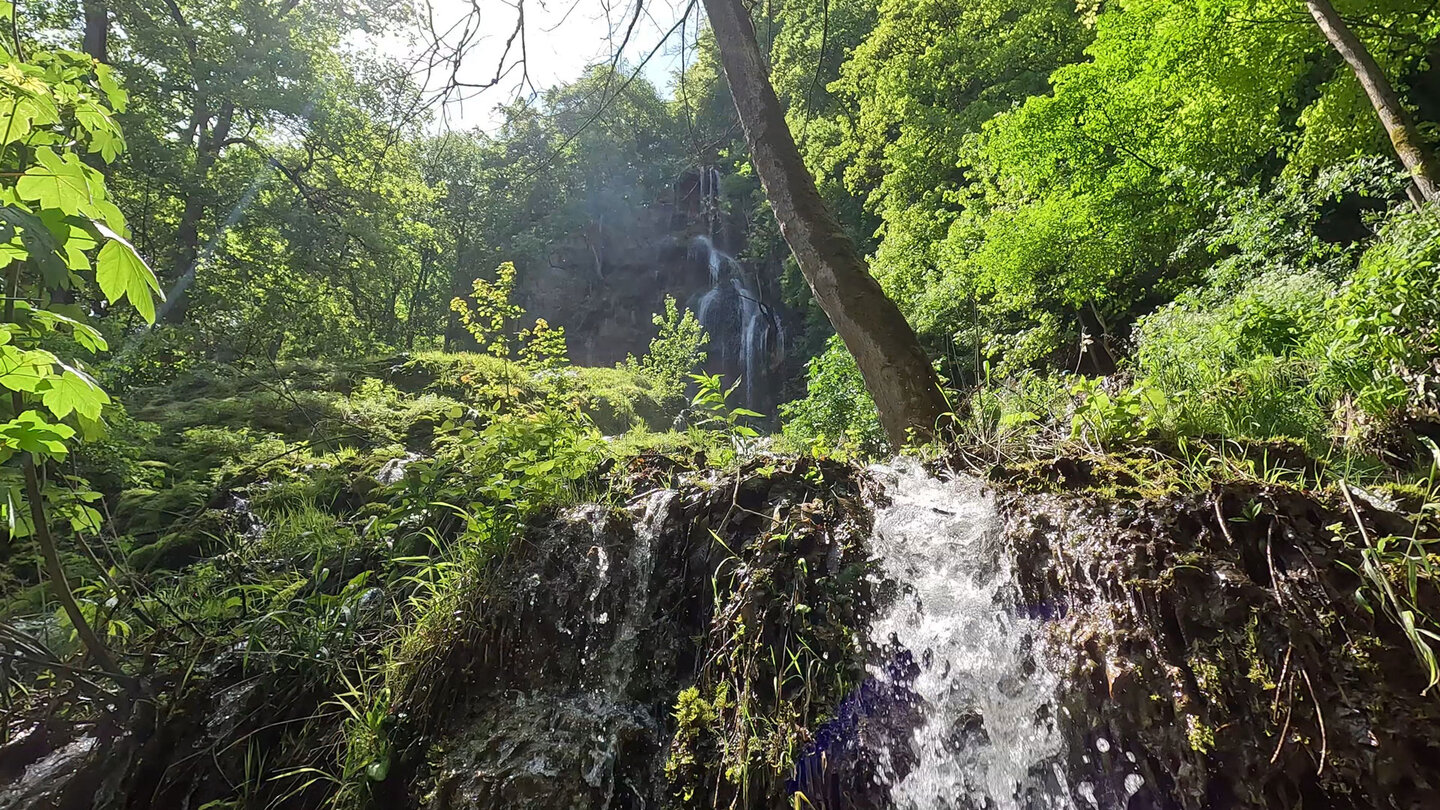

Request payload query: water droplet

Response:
[1126,751,1136,763]
[1095,737,1111,753]
[1125,773,1145,796]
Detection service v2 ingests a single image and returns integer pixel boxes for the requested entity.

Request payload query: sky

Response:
[380,0,696,131]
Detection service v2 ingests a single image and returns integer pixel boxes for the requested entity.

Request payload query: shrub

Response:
[780,336,886,455]
[621,295,709,403]
[1315,205,1440,421]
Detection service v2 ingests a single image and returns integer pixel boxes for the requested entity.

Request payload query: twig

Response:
[1300,666,1327,774]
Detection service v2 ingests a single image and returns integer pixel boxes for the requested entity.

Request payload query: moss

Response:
[568,366,674,432]
[128,527,215,572]
[988,450,1190,500]
[386,351,673,432]
[1184,713,1215,754]
[666,686,720,781]
[1,582,50,617]
[115,480,213,540]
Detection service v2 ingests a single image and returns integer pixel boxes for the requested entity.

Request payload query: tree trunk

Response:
[445,206,474,351]
[164,101,235,322]
[82,0,108,63]
[701,0,950,445]
[1306,0,1439,202]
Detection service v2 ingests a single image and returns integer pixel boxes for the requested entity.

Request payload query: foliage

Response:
[0,21,165,678]
[689,372,763,443]
[1318,206,1440,421]
[623,295,709,402]
[780,336,885,456]
[1067,377,1166,451]
[450,262,526,358]
[450,260,572,403]
[1334,453,1440,696]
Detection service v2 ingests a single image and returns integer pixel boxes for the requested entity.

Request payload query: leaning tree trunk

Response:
[1306,0,1439,202]
[701,0,949,445]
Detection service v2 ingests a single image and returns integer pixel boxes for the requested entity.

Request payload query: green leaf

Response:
[16,147,94,216]
[0,345,57,393]
[40,366,109,420]
[0,411,76,460]
[33,308,107,352]
[95,227,161,322]
[0,206,69,287]
[69,505,102,533]
[94,63,126,112]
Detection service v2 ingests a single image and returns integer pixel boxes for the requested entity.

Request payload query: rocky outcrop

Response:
[391,455,876,809]
[515,171,793,413]
[1006,482,1440,809]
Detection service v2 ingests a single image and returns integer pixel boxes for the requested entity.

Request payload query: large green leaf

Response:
[94,224,162,323]
[32,308,108,352]
[0,411,75,460]
[15,147,93,216]
[0,344,57,393]
[39,365,109,420]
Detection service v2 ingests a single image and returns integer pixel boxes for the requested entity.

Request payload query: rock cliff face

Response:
[8,457,1440,810]
[1006,481,1440,810]
[516,167,794,412]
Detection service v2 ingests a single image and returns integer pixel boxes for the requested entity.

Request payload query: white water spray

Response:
[866,459,1072,810]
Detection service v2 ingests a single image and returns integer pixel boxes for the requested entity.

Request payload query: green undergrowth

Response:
[1,347,771,808]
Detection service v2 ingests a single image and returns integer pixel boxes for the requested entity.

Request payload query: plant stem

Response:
[15,432,126,679]
[5,263,130,688]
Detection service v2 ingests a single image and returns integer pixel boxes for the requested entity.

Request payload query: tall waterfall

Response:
[689,235,782,409]
[862,460,1074,809]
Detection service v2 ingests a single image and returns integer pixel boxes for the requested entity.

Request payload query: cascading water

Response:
[863,459,1073,810]
[689,234,781,409]
[579,488,679,806]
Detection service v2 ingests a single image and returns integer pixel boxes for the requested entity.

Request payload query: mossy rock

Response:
[115,480,214,539]
[128,527,217,572]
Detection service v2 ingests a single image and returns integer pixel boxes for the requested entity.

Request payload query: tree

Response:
[700,0,950,445]
[1305,0,1439,202]
[100,0,389,322]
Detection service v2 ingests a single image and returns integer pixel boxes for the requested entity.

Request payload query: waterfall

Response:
[602,488,675,693]
[690,235,780,410]
[579,488,679,807]
[862,460,1074,809]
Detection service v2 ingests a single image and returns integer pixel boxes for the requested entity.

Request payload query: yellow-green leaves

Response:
[0,411,75,460]
[95,226,162,323]
[0,345,108,419]
[0,42,146,474]
[17,147,92,215]
[40,366,109,420]
[0,344,57,393]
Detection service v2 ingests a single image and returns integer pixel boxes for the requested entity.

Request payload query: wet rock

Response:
[1006,484,1440,809]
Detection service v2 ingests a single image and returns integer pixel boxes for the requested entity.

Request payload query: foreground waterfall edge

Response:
[5,454,1440,810]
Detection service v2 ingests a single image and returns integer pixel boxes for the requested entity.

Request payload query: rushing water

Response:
[863,459,1073,810]
[584,488,679,807]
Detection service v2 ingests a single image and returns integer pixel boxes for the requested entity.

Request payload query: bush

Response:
[1134,271,1334,445]
[621,295,709,403]
[1316,205,1440,421]
[1131,202,1440,452]
[780,336,886,455]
